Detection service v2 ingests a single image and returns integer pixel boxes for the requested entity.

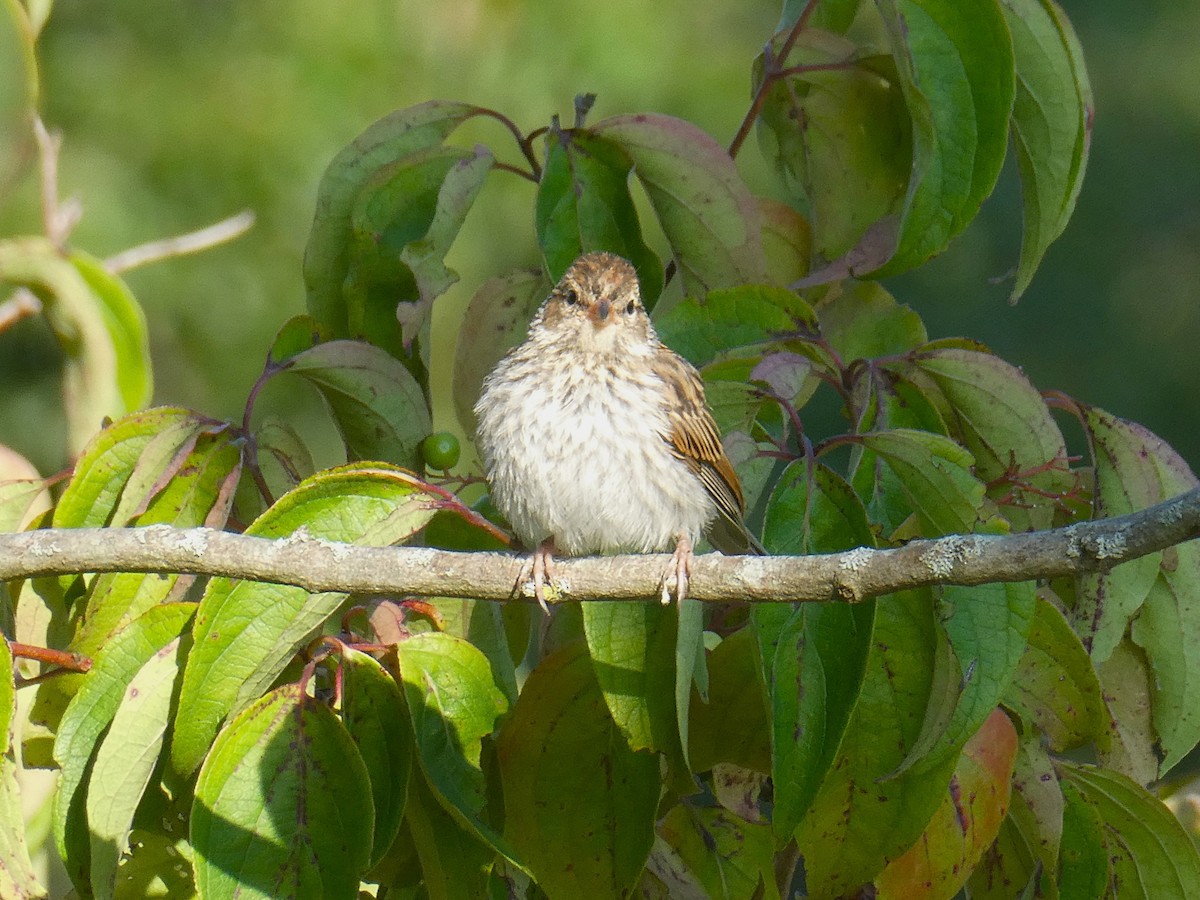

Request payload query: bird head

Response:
[535,252,655,356]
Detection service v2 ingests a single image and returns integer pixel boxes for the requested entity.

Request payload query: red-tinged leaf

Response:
[593,113,768,293]
[192,685,374,899]
[875,709,1018,900]
[758,196,811,285]
[497,642,658,897]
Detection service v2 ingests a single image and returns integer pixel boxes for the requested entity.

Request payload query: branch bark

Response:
[2,487,1199,604]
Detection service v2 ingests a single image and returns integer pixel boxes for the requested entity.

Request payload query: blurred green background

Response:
[1,0,1197,475]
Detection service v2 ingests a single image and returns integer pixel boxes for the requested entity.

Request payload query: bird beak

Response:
[590,299,611,325]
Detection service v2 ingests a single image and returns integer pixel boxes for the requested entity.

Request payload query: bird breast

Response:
[475,352,715,555]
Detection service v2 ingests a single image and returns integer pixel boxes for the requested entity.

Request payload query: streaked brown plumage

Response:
[474,251,764,610]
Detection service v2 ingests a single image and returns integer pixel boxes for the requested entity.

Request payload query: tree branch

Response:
[2,487,1199,604]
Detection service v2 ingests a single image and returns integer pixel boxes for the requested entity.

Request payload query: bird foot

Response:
[517,539,557,615]
[661,534,694,605]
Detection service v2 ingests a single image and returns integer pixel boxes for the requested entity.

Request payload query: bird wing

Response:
[651,346,746,527]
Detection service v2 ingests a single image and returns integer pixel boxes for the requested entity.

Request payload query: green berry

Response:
[421,431,461,469]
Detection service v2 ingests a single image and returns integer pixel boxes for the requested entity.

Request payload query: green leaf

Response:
[756,31,911,264]
[875,710,1018,900]
[497,641,658,896]
[394,632,512,859]
[911,347,1069,530]
[87,631,186,900]
[1003,0,1093,300]
[764,459,874,555]
[594,113,768,293]
[303,100,480,336]
[1061,764,1200,898]
[71,427,241,661]
[344,143,493,356]
[1003,592,1107,752]
[268,313,331,363]
[403,769,495,899]
[795,590,954,892]
[70,251,154,414]
[871,0,1016,276]
[53,407,206,531]
[429,596,519,705]
[53,602,196,892]
[192,684,374,900]
[286,340,431,469]
[0,238,152,452]
[0,637,11,754]
[814,280,928,362]
[689,627,770,774]
[171,464,442,780]
[1057,777,1110,900]
[1075,409,1181,661]
[582,602,678,756]
[0,466,50,533]
[858,429,985,536]
[654,284,817,369]
[652,804,779,900]
[1125,435,1200,774]
[758,196,812,285]
[340,647,412,868]
[451,268,548,433]
[897,580,1035,775]
[1095,639,1159,787]
[0,756,45,900]
[535,128,663,304]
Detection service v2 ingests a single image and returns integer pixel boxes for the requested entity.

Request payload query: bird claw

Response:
[521,540,556,615]
[661,534,694,605]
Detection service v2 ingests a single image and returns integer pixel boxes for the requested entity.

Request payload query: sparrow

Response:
[474,251,765,611]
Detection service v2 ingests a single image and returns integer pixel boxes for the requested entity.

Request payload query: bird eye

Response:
[625,301,637,315]
[564,288,579,306]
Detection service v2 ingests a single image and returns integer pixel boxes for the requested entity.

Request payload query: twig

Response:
[105,210,256,275]
[727,0,822,158]
[0,288,43,333]
[10,642,93,673]
[1,487,1198,604]
[33,116,81,247]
